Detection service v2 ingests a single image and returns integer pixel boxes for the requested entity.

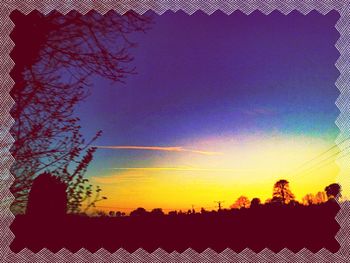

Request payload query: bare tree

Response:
[9,10,151,214]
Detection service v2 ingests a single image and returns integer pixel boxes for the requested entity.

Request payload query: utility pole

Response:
[214,201,224,211]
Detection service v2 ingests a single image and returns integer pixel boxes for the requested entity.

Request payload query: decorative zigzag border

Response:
[1,1,349,262]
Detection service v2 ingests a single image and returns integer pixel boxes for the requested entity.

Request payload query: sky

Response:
[75,10,341,213]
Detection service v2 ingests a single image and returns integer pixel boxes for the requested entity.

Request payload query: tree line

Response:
[230,179,340,209]
[93,179,341,218]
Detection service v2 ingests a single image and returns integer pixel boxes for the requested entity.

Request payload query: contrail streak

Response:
[93,145,223,155]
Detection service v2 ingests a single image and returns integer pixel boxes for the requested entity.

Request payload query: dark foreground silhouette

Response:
[10,173,340,253]
[11,201,340,253]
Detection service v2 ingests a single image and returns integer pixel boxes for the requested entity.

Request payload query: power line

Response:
[288,138,350,180]
[290,145,350,179]
[289,137,349,174]
[293,150,350,182]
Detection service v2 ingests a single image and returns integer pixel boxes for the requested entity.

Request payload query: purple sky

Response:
[75,10,340,177]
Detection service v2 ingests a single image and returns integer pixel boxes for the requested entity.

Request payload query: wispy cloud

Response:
[93,145,223,156]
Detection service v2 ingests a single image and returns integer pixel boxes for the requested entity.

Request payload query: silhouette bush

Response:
[26,172,67,218]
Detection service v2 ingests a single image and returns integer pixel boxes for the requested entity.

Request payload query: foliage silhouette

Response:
[272,179,295,204]
[130,207,148,217]
[26,172,67,218]
[151,208,165,216]
[8,10,151,214]
[250,197,261,208]
[231,195,250,209]
[325,183,341,200]
[302,193,315,205]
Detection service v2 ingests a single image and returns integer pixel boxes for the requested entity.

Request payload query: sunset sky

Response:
[75,11,341,213]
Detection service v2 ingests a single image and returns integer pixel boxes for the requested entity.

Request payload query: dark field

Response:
[11,201,340,253]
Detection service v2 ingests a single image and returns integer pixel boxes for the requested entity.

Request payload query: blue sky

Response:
[74,10,340,191]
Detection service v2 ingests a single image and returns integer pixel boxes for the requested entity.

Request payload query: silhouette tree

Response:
[325,183,341,201]
[302,191,327,205]
[8,10,151,214]
[168,211,178,216]
[272,179,295,204]
[115,211,122,217]
[95,210,108,217]
[151,208,164,216]
[250,197,261,208]
[314,191,328,204]
[130,207,148,217]
[231,195,250,209]
[302,193,315,205]
[109,211,115,217]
